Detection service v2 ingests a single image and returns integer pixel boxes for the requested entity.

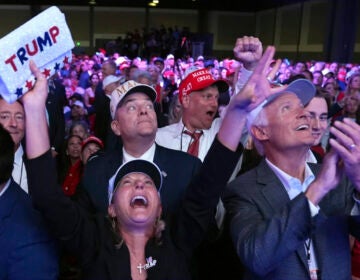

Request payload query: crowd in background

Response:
[101,25,193,61]
[59,48,360,139]
[2,32,360,280]
[48,47,360,279]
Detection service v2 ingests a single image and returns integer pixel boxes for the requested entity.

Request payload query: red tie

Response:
[184,130,203,157]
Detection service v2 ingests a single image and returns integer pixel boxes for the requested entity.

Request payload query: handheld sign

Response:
[0,6,74,103]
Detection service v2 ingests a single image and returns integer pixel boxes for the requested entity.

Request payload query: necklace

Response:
[137,257,157,274]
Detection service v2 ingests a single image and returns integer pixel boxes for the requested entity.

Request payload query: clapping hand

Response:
[329,118,360,190]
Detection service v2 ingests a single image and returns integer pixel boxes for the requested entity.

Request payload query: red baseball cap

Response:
[226,68,236,77]
[81,136,104,151]
[178,68,229,104]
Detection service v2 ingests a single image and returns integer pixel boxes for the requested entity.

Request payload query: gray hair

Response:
[133,70,152,85]
[249,109,268,156]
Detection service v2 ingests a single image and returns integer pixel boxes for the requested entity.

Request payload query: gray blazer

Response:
[222,159,360,280]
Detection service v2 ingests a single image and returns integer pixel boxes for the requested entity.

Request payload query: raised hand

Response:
[233,36,263,71]
[229,46,285,113]
[21,60,50,159]
[20,60,48,111]
[218,45,285,151]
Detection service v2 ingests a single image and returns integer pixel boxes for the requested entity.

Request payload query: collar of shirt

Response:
[122,142,156,163]
[14,144,24,165]
[265,158,315,200]
[172,119,185,138]
[174,119,207,138]
[306,150,318,164]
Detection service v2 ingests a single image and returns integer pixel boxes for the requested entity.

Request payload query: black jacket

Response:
[26,137,242,280]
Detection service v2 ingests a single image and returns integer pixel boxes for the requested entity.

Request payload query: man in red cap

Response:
[156,36,263,162]
[155,36,264,279]
[156,66,228,159]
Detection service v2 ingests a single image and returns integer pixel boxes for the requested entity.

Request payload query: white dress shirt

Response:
[156,66,252,162]
[12,145,28,193]
[156,118,222,162]
[122,143,156,164]
[156,69,252,228]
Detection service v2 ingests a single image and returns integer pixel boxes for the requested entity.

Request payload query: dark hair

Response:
[57,134,84,184]
[302,70,313,81]
[314,88,332,111]
[313,70,324,77]
[89,73,100,83]
[66,134,83,148]
[0,124,14,184]
[284,74,307,84]
[324,71,335,79]
[295,61,307,69]
[323,80,339,91]
[69,93,84,103]
[102,59,117,73]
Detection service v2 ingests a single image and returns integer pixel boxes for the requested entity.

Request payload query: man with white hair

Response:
[223,62,360,279]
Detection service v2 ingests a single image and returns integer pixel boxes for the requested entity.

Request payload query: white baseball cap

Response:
[102,75,121,90]
[110,80,157,119]
[246,79,316,130]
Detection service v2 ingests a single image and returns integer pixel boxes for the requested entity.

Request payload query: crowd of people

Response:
[1,34,360,280]
[103,25,193,60]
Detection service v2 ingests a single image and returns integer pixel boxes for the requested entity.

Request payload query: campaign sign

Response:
[0,6,74,103]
